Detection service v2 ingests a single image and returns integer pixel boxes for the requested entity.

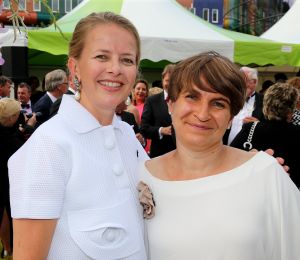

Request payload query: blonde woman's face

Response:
[70,23,138,122]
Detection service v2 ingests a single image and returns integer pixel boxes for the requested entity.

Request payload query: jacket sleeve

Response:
[140,97,160,140]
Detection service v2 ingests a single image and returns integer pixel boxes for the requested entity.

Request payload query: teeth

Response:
[100,81,121,88]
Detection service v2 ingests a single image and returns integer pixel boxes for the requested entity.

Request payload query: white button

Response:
[112,164,123,176]
[104,137,115,150]
[103,228,118,242]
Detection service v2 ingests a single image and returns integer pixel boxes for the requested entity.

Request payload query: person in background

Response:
[33,69,68,128]
[141,64,176,158]
[0,98,36,258]
[286,76,300,125]
[274,72,288,83]
[0,76,12,99]
[128,79,150,152]
[224,66,264,145]
[128,79,149,125]
[148,86,163,97]
[259,79,274,95]
[9,12,147,260]
[17,82,32,115]
[138,52,300,260]
[27,76,44,105]
[116,100,145,146]
[49,68,77,118]
[231,83,300,187]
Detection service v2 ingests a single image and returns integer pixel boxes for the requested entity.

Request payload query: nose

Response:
[107,57,121,76]
[194,102,211,122]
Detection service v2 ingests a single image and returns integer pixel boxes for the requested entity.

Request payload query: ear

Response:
[227,118,233,129]
[168,100,174,115]
[68,57,80,80]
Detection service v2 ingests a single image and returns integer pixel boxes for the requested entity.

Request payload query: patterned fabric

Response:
[292,109,300,126]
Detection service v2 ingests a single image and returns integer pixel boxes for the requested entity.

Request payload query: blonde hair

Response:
[69,12,141,65]
[263,83,298,121]
[0,98,21,127]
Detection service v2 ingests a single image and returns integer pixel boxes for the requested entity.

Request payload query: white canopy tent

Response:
[0,28,27,47]
[261,0,300,44]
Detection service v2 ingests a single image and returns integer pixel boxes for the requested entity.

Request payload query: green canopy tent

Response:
[27,0,300,69]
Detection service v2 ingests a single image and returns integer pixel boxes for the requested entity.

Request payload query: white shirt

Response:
[46,91,57,103]
[9,95,149,260]
[139,152,300,260]
[227,94,255,145]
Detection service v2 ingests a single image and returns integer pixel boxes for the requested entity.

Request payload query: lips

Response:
[99,81,122,88]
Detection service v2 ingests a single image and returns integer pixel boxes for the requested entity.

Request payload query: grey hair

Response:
[45,69,67,92]
[240,66,258,81]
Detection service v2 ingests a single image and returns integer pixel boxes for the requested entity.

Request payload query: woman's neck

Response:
[165,143,227,180]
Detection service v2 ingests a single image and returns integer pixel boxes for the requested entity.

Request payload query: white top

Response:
[9,95,149,260]
[227,95,255,145]
[139,152,300,260]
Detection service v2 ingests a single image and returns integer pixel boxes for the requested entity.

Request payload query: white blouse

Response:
[9,95,149,260]
[139,152,300,260]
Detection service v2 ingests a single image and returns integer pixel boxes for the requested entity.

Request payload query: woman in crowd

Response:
[129,79,150,152]
[131,79,149,121]
[286,76,300,125]
[0,98,36,257]
[138,52,300,260]
[231,82,300,188]
[9,12,148,259]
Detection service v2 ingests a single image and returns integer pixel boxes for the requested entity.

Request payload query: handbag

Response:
[243,121,258,151]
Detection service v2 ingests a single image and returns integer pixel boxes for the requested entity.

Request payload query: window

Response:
[202,8,209,22]
[190,7,196,15]
[212,9,219,23]
[65,0,72,12]
[33,0,41,11]
[3,0,10,9]
[18,0,26,10]
[52,0,59,12]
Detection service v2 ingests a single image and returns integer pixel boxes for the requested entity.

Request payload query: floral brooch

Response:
[137,181,155,219]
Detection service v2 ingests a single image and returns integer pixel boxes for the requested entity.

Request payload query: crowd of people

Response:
[0,11,299,260]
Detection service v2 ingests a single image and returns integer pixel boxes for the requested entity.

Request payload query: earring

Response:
[74,76,81,101]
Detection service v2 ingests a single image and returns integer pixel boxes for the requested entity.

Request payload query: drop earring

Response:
[74,76,81,101]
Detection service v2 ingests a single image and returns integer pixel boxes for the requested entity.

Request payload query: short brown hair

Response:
[162,64,175,79]
[263,83,298,121]
[168,51,246,116]
[69,12,141,65]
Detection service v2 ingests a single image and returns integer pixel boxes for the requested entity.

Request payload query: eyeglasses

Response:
[61,82,68,86]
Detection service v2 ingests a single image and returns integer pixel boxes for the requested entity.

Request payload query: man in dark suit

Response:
[224,66,264,145]
[33,69,68,128]
[0,75,12,99]
[141,64,176,158]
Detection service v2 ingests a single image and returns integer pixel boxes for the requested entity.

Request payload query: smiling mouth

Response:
[100,81,122,88]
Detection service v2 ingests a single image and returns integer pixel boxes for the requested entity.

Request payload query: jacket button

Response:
[104,137,115,150]
[112,164,123,176]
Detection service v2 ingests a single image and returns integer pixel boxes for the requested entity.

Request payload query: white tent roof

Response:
[0,28,28,47]
[120,0,234,62]
[261,0,300,44]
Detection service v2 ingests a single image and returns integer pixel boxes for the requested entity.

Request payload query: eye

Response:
[212,100,226,109]
[95,54,108,61]
[185,93,198,100]
[121,57,135,66]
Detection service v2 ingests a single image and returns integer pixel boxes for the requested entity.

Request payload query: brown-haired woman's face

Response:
[169,84,232,150]
[134,82,147,102]
[69,23,138,118]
